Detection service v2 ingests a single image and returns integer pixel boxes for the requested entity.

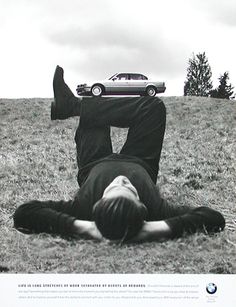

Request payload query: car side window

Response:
[130,74,138,80]
[130,74,147,80]
[139,74,148,80]
[116,74,128,80]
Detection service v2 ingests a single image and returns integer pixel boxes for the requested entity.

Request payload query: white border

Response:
[1,274,236,307]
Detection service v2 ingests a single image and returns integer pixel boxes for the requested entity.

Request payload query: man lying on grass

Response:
[13,66,225,243]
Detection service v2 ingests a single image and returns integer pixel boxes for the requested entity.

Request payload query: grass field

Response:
[0,96,235,274]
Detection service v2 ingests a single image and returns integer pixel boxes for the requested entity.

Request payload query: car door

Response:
[128,74,147,94]
[104,74,132,94]
[112,73,130,93]
[104,73,129,94]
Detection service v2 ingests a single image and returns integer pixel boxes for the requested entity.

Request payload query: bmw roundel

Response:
[206,283,217,294]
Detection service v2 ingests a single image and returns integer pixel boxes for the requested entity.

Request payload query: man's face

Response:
[103,176,140,201]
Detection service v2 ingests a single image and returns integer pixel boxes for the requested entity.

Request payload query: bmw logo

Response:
[206,283,217,294]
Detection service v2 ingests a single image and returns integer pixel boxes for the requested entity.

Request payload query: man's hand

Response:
[72,220,104,241]
[128,221,172,243]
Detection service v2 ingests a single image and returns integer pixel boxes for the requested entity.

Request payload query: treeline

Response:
[183,52,235,99]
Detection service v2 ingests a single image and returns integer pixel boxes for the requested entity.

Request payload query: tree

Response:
[210,72,234,99]
[184,52,213,97]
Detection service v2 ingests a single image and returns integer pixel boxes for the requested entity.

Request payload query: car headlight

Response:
[77,83,87,88]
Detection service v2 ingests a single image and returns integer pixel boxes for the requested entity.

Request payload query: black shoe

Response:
[51,65,80,120]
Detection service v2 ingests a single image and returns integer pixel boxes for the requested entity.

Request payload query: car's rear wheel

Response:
[146,86,157,97]
[91,84,103,97]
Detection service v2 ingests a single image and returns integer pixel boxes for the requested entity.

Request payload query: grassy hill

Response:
[0,96,235,274]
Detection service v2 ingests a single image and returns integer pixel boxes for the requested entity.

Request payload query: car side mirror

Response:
[112,77,117,81]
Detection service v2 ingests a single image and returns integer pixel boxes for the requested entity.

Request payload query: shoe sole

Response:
[51,66,63,120]
[51,101,57,120]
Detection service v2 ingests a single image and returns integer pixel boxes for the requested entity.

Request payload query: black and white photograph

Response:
[0,0,236,306]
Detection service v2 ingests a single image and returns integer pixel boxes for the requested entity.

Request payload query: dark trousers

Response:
[75,96,166,183]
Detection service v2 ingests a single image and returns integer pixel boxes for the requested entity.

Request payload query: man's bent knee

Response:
[147,98,166,120]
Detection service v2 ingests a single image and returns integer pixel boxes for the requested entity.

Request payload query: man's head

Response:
[93,176,147,242]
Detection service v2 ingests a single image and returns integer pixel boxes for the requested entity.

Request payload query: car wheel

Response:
[146,86,157,97]
[91,84,103,97]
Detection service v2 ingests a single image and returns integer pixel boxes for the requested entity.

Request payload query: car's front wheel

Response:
[91,84,103,97]
[146,86,157,97]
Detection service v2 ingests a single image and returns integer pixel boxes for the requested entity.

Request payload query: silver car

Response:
[76,73,166,97]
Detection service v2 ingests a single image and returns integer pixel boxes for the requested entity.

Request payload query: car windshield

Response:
[108,74,117,80]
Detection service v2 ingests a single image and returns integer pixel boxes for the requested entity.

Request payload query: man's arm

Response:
[13,200,103,240]
[13,200,76,236]
[130,206,225,242]
[72,220,103,240]
[129,220,172,242]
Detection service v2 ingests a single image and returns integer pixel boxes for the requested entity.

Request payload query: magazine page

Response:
[0,0,235,306]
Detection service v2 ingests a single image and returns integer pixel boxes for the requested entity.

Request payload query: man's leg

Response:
[75,125,112,170]
[120,99,166,180]
[74,125,112,186]
[51,66,165,180]
[51,65,81,120]
[80,97,166,181]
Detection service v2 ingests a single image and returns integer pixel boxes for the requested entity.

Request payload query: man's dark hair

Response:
[92,196,147,242]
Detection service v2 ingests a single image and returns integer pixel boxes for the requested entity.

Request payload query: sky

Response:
[0,0,236,98]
